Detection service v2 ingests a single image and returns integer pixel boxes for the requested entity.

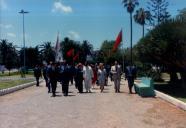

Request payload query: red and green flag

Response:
[67,48,74,57]
[112,29,122,52]
[73,52,80,61]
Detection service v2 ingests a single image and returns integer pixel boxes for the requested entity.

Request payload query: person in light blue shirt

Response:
[97,63,107,93]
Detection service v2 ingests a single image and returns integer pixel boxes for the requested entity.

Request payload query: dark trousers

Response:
[51,80,57,96]
[44,76,48,87]
[127,77,134,93]
[62,84,69,96]
[47,80,51,93]
[70,77,73,85]
[77,81,83,93]
[36,77,39,86]
[75,79,78,89]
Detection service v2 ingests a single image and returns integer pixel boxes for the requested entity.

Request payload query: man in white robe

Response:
[83,62,93,93]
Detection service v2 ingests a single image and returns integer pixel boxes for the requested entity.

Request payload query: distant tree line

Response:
[0,37,93,72]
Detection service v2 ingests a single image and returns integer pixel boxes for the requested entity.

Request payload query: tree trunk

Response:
[142,24,144,38]
[180,72,186,90]
[169,71,178,83]
[130,12,133,65]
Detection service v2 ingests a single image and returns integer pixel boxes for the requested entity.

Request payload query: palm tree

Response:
[134,8,151,38]
[122,0,139,65]
[0,39,19,75]
[0,39,8,65]
[40,42,55,63]
[6,43,19,75]
[81,40,92,56]
[81,40,93,62]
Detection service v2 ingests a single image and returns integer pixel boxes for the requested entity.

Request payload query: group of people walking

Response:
[34,60,137,97]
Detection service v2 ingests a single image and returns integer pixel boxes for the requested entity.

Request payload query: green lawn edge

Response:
[0,79,35,90]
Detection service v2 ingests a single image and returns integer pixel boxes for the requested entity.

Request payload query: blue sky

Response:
[0,0,186,49]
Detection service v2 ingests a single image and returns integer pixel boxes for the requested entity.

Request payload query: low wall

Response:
[155,90,186,111]
[0,80,43,96]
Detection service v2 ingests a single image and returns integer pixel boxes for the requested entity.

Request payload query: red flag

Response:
[67,48,74,57]
[113,30,122,52]
[73,52,79,61]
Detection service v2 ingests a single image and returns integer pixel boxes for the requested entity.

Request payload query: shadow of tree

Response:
[154,81,186,102]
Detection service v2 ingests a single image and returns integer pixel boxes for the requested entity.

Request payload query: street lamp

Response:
[19,9,29,76]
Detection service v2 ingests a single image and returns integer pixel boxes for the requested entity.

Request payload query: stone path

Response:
[0,79,186,128]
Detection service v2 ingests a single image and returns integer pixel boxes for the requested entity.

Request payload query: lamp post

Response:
[19,9,29,76]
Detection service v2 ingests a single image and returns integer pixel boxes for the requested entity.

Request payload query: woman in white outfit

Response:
[83,62,93,93]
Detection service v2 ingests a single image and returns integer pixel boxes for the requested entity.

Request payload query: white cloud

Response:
[7,33,16,38]
[146,25,154,31]
[52,1,72,13]
[5,24,13,29]
[68,31,80,40]
[0,24,13,29]
[0,0,8,10]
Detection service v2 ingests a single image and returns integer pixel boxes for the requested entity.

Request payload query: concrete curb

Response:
[0,77,35,81]
[0,80,43,96]
[155,90,186,111]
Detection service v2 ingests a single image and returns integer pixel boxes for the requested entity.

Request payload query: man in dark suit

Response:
[74,63,84,93]
[42,64,48,87]
[34,65,42,87]
[125,65,137,94]
[59,61,71,96]
[47,62,58,97]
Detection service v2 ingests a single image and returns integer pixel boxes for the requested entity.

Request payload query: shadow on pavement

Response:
[65,94,76,97]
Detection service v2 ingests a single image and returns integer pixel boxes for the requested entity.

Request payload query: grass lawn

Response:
[154,82,186,103]
[0,70,34,77]
[0,73,34,78]
[0,79,35,90]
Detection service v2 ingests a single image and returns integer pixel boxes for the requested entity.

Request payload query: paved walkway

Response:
[0,79,186,128]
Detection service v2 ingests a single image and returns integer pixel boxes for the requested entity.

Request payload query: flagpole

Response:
[121,28,125,73]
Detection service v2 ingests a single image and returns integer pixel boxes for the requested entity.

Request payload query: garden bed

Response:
[0,79,35,90]
[154,81,186,103]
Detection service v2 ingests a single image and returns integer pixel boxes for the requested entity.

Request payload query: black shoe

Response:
[52,94,56,97]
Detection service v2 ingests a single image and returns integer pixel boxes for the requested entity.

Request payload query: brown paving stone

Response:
[0,79,185,128]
